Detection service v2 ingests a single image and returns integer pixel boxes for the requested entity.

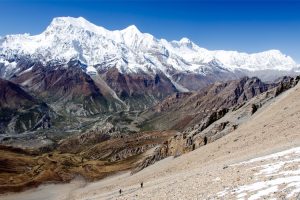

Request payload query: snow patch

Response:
[218,146,300,199]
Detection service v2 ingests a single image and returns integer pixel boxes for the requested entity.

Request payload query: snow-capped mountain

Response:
[0,16,298,80]
[1,16,300,128]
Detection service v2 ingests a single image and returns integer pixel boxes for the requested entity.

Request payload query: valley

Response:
[0,75,298,195]
[0,16,299,199]
[1,73,300,200]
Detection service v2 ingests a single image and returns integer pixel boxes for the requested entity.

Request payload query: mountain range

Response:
[0,17,299,122]
[1,16,299,84]
[1,16,300,197]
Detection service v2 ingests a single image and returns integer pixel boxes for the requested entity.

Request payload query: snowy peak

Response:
[121,25,141,35]
[119,24,146,49]
[179,37,194,49]
[171,37,193,46]
[48,16,101,30]
[46,17,143,42]
[179,37,192,44]
[0,16,298,78]
[44,16,109,36]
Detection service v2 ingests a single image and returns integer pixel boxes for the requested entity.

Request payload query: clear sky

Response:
[0,0,299,62]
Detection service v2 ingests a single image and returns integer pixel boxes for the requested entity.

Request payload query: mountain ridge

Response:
[0,16,298,82]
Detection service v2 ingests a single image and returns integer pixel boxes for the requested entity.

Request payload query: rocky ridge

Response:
[133,76,300,172]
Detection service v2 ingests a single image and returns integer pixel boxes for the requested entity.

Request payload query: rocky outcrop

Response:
[140,77,273,131]
[133,76,300,173]
[81,130,177,161]
[197,108,229,132]
[274,76,300,96]
[132,143,169,174]
[57,122,118,153]
[107,144,158,162]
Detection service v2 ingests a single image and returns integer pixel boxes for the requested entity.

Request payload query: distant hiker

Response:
[141,182,143,188]
[119,189,122,195]
[204,136,208,145]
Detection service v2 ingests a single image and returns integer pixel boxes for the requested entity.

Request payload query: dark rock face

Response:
[0,79,55,134]
[12,63,100,100]
[10,62,124,116]
[140,77,273,131]
[198,108,229,132]
[101,67,177,110]
[6,60,178,115]
[274,76,300,96]
[0,79,35,108]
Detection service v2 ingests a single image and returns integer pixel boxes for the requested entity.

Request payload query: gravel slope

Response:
[72,82,300,200]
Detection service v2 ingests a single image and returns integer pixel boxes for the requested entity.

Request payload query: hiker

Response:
[141,182,143,188]
[119,189,122,195]
[204,136,208,145]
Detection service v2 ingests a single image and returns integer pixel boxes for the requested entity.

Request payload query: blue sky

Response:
[0,0,299,62]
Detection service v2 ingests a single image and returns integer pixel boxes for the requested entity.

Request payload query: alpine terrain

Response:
[0,16,299,199]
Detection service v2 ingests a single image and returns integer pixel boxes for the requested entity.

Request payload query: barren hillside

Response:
[2,80,299,200]
[69,81,300,199]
